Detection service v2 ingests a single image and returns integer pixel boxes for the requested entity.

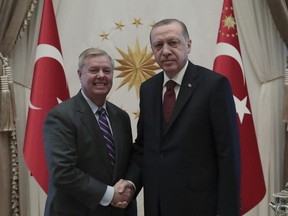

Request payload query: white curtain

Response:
[234,0,287,215]
[11,0,287,215]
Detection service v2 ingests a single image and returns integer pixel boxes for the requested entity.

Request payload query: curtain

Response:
[267,0,288,49]
[0,0,37,215]
[266,0,288,185]
[234,0,286,215]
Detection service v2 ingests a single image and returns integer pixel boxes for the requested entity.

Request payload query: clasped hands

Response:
[111,179,135,209]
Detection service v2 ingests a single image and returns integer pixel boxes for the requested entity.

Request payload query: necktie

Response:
[163,80,177,122]
[97,107,115,167]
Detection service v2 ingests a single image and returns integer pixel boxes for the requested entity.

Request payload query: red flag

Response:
[23,0,70,193]
[213,0,265,214]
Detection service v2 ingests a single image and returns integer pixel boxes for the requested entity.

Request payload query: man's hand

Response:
[111,179,135,208]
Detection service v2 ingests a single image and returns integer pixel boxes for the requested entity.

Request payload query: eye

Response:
[153,43,163,50]
[88,68,98,74]
[103,68,112,74]
[169,40,179,48]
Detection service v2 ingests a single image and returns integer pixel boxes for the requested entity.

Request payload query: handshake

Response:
[111,179,135,209]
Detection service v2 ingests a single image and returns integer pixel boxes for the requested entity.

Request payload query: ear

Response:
[187,39,192,53]
[77,70,82,82]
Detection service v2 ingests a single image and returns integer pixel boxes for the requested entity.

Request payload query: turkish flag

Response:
[213,0,265,214]
[23,0,70,193]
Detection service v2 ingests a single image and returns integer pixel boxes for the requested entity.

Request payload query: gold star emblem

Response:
[99,32,109,40]
[132,18,142,28]
[115,38,160,98]
[115,21,125,31]
[222,14,236,30]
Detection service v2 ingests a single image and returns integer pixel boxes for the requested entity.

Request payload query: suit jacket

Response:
[43,91,136,216]
[127,61,240,216]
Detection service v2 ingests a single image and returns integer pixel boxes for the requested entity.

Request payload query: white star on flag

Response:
[213,0,265,213]
[233,95,251,123]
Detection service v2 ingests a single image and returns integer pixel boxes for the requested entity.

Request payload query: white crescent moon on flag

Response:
[29,44,64,110]
[214,42,245,85]
[215,42,251,123]
[29,101,42,110]
[35,44,64,69]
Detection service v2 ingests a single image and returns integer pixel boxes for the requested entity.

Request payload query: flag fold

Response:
[213,0,266,214]
[23,0,70,193]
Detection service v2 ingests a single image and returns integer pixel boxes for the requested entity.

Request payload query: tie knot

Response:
[97,107,106,116]
[166,80,177,90]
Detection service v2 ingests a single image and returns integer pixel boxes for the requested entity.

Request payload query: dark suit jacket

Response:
[127,61,240,216]
[43,91,136,216]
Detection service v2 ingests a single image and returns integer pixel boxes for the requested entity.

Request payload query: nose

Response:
[162,44,171,57]
[96,70,105,78]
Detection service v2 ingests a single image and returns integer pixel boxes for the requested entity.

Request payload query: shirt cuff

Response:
[100,185,114,206]
[127,180,136,192]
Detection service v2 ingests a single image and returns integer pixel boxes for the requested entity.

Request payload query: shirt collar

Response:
[81,90,108,115]
[163,60,188,87]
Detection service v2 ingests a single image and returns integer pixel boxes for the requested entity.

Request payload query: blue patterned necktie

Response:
[97,107,115,167]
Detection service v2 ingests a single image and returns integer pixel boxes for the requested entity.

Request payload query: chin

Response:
[164,69,178,77]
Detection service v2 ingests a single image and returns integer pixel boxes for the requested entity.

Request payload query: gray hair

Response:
[78,47,114,70]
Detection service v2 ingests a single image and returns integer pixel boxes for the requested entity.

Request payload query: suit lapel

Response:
[163,62,199,136]
[153,74,165,143]
[106,102,122,178]
[76,92,114,175]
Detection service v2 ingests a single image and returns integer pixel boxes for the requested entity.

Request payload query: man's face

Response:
[78,55,113,103]
[151,22,191,79]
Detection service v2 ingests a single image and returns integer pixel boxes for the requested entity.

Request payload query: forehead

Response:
[85,55,112,65]
[151,22,183,40]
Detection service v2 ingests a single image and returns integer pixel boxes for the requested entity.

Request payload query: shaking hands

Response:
[111,179,135,209]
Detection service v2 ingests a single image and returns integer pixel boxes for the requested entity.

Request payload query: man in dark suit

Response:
[122,18,241,216]
[43,48,136,216]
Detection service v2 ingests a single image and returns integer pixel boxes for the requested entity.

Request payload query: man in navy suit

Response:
[122,18,241,216]
[43,48,136,216]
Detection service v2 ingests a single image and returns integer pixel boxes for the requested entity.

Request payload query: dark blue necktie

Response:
[97,107,115,167]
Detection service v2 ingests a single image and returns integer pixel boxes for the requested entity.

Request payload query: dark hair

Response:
[150,18,190,43]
